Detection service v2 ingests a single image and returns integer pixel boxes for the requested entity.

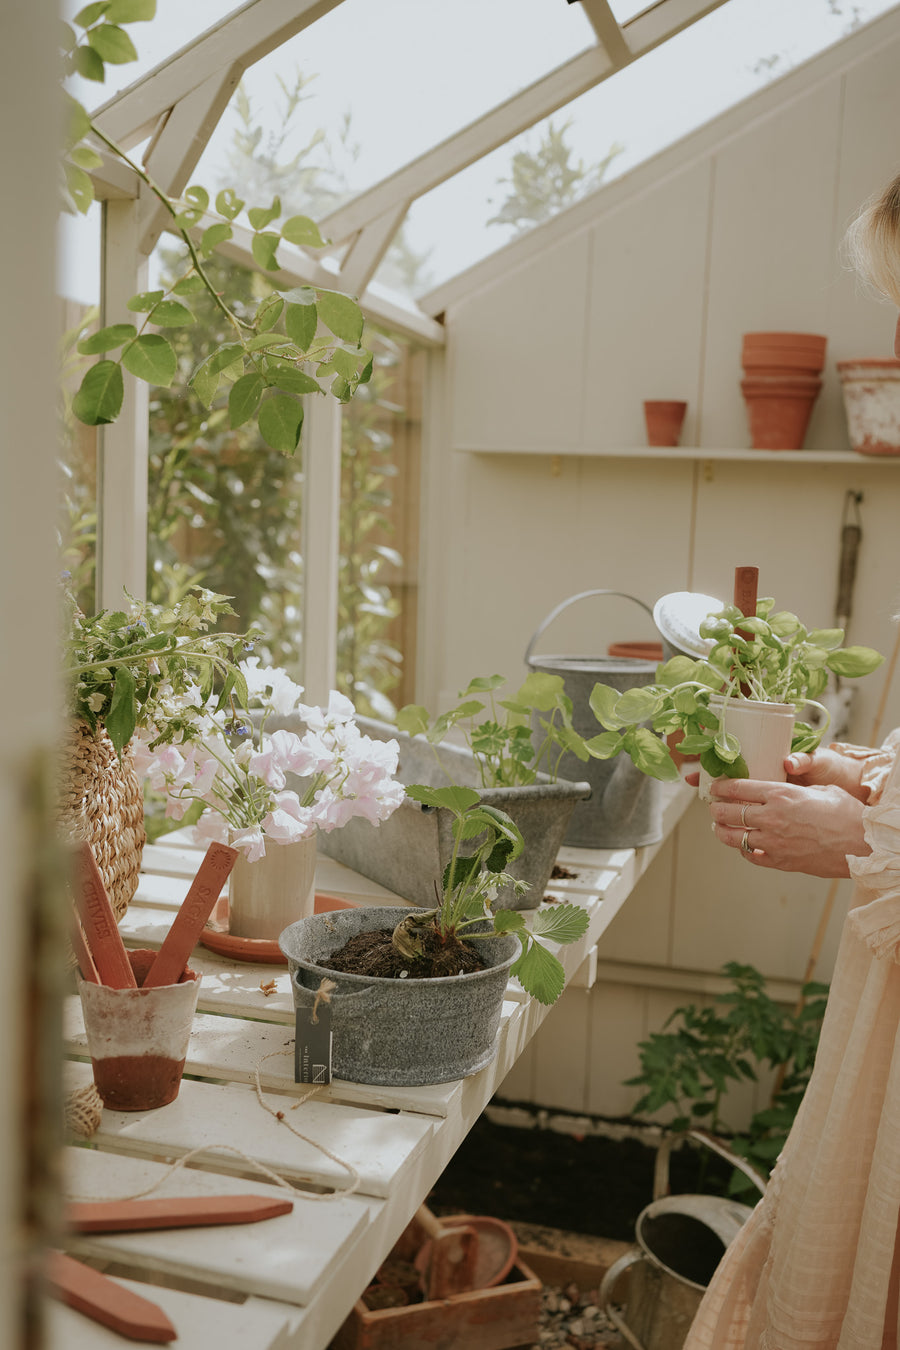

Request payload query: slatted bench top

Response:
[57,781,692,1348]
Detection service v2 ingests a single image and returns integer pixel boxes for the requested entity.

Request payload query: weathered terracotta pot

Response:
[741,374,821,449]
[79,949,201,1111]
[643,400,687,447]
[837,359,900,455]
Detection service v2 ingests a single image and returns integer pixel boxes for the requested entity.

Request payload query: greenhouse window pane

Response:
[401,0,899,298]
[192,0,596,219]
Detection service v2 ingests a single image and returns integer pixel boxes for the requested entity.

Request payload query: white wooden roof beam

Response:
[317,0,729,249]
[335,203,412,297]
[577,0,632,66]
[92,0,347,150]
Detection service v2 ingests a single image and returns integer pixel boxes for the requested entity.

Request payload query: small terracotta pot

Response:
[836,359,900,455]
[80,949,201,1112]
[607,642,664,662]
[741,374,821,450]
[643,400,687,447]
[742,331,827,355]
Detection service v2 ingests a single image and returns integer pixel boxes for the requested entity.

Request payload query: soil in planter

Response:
[427,1113,735,1242]
[317,922,488,980]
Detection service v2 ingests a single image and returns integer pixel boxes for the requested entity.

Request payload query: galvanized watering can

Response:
[524,590,663,848]
[599,1131,766,1350]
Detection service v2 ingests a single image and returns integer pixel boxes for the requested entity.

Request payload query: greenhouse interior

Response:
[4,1,900,1346]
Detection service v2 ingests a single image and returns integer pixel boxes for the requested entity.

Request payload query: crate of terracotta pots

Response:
[329,1207,542,1350]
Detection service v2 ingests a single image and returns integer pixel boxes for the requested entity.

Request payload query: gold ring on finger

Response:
[740,803,751,828]
[741,830,753,854]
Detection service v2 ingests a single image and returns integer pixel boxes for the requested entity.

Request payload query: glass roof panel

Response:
[192,0,597,214]
[401,0,900,301]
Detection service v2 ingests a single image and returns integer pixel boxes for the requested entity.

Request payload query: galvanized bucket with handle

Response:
[524,590,662,848]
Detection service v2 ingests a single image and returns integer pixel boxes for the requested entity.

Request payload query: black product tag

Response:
[294,999,333,1085]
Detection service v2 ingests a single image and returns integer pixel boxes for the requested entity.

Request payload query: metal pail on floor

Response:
[598,1132,763,1350]
[524,590,662,848]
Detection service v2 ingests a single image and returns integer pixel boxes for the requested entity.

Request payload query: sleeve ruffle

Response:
[848,789,900,961]
[831,729,900,807]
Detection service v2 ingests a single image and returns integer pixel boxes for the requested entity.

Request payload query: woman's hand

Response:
[783,747,870,800]
[707,776,870,877]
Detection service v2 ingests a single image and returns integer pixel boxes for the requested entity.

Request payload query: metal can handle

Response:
[598,1248,647,1350]
[524,590,654,666]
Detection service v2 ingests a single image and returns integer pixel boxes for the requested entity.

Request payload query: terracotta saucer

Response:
[198,892,356,964]
[414,1214,518,1293]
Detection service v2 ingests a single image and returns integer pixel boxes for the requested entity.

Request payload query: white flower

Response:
[87,691,106,712]
[240,657,304,716]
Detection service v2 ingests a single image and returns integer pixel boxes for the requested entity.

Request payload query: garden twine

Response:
[68,1049,360,1204]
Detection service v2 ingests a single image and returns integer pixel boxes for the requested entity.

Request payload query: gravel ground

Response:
[530,1281,628,1349]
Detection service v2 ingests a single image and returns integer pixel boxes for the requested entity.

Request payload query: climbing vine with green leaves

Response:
[61,0,371,451]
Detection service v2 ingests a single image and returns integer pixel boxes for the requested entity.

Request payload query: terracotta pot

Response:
[643,400,687,447]
[80,949,201,1111]
[740,374,821,450]
[836,359,900,456]
[742,332,827,378]
[229,834,317,940]
[608,641,664,661]
[742,331,827,354]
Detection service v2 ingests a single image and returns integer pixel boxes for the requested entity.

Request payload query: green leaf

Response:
[105,0,157,20]
[330,375,352,402]
[493,909,525,934]
[248,198,282,231]
[184,185,209,213]
[73,45,105,80]
[271,368,322,397]
[281,215,327,249]
[228,373,265,429]
[396,705,430,737]
[88,23,138,63]
[64,163,95,213]
[215,189,244,221]
[64,92,91,145]
[121,334,177,386]
[330,345,363,379]
[148,300,194,327]
[77,323,136,355]
[511,939,566,1006]
[584,731,623,759]
[284,300,318,351]
[69,144,103,171]
[616,687,664,723]
[207,343,245,375]
[189,357,219,409]
[405,783,481,813]
[105,664,136,756]
[72,360,124,425]
[315,288,364,343]
[827,646,884,678]
[589,682,626,730]
[200,222,232,254]
[258,394,303,452]
[125,290,164,312]
[627,727,681,781]
[532,903,590,945]
[255,295,284,333]
[172,275,205,295]
[74,3,111,27]
[251,231,280,271]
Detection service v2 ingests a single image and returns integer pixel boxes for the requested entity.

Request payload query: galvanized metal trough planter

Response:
[313,716,592,911]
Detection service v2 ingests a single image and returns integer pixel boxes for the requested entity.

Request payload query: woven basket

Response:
[58,719,146,922]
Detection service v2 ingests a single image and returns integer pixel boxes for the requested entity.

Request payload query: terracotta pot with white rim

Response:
[836,359,900,456]
[698,698,796,802]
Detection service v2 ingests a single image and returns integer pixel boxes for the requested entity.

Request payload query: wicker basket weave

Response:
[58,719,146,922]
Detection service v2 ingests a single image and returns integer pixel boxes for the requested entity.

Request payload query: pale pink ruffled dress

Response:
[684,729,900,1350]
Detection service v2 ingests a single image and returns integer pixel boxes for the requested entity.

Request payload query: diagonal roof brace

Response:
[576,0,633,67]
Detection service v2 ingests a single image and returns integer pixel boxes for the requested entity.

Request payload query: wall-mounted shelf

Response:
[458,445,900,464]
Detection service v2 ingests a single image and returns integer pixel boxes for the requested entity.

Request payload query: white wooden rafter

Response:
[138,66,244,254]
[577,0,632,66]
[92,0,347,150]
[335,203,413,298]
[317,0,730,250]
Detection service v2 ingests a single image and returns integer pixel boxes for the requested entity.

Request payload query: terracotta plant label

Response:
[74,842,136,989]
[46,1250,177,1343]
[143,842,238,987]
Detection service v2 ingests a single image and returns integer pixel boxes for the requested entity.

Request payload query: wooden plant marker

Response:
[70,904,100,984]
[46,1250,176,1343]
[733,565,759,695]
[67,1194,294,1232]
[74,842,137,989]
[143,842,238,988]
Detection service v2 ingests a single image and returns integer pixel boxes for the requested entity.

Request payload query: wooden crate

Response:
[328,1259,542,1350]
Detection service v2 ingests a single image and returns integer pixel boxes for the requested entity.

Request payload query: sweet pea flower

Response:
[240,657,304,716]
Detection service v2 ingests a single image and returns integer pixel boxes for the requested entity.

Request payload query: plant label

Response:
[294,997,333,1085]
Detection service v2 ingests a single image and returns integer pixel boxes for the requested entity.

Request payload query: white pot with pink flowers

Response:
[136,659,405,942]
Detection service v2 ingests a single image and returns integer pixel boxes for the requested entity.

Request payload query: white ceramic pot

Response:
[229,834,317,939]
[698,698,795,801]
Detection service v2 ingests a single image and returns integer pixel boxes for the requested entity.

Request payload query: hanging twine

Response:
[67,1050,360,1204]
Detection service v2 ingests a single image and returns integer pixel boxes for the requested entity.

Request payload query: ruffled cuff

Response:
[831,729,900,806]
[848,791,900,960]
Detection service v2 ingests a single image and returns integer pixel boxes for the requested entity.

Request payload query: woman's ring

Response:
[740,803,751,828]
[740,830,752,854]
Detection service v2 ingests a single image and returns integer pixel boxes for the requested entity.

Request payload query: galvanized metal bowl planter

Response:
[279,715,591,911]
[279,907,519,1086]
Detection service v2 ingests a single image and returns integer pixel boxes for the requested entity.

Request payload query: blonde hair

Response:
[844,171,900,305]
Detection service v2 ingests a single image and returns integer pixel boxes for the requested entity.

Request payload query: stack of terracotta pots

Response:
[740,332,826,449]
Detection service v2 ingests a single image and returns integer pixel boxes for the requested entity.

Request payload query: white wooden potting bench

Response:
[56,781,692,1349]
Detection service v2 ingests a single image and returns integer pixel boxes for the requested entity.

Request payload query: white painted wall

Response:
[419,10,900,1129]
